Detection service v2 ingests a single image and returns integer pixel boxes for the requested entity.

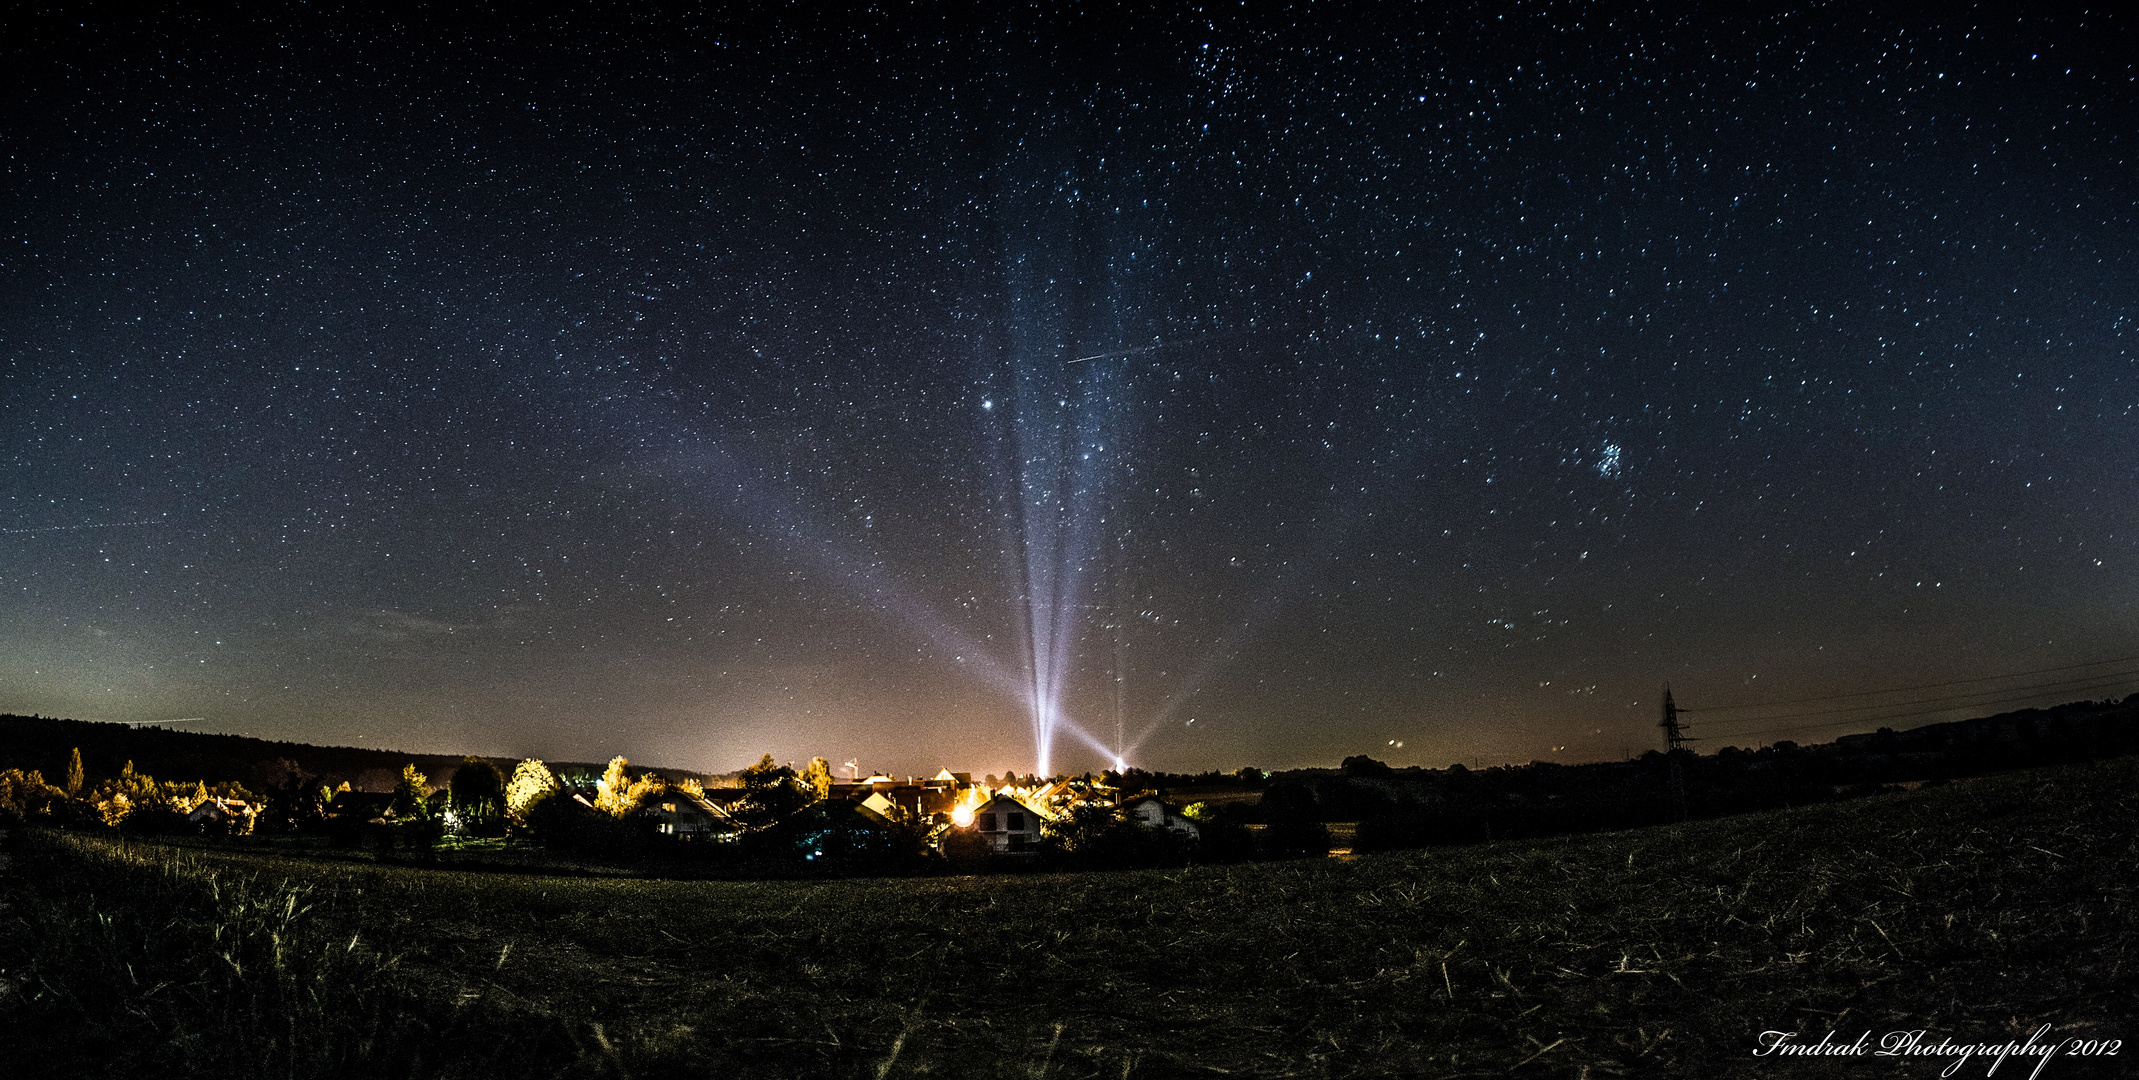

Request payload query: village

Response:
[7,693,2136,876]
[640,761,1208,857]
[0,746,1242,872]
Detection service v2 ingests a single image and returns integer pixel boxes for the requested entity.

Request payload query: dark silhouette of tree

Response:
[259,764,331,834]
[1040,803,1201,869]
[523,789,628,853]
[941,825,993,868]
[735,754,807,829]
[449,756,507,835]
[1339,755,1393,779]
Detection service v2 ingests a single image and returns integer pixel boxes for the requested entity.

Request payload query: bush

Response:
[1042,804,1197,870]
[941,827,994,870]
[117,806,194,837]
[1192,817,1257,862]
[523,791,633,854]
[1260,821,1331,859]
[0,769,61,827]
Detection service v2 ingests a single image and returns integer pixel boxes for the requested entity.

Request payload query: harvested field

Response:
[3,758,2133,1078]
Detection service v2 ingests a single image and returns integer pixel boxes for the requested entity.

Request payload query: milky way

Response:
[4,5,2135,776]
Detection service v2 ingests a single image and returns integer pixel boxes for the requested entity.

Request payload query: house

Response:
[965,793,1053,854]
[329,789,394,822]
[1120,795,1200,844]
[643,790,739,839]
[186,797,255,834]
[782,799,917,865]
[860,783,961,825]
[927,768,973,790]
[1025,777,1106,817]
[696,786,750,813]
[827,775,900,800]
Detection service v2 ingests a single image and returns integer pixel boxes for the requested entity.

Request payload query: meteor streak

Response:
[1067,331,1241,365]
[1068,339,1164,364]
[1,517,167,535]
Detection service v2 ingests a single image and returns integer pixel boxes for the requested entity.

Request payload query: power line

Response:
[1685,653,2139,713]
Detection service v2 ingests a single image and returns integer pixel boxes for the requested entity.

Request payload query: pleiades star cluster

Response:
[3,3,2134,776]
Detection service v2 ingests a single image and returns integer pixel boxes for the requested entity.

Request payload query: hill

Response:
[1242,695,2139,849]
[0,713,724,793]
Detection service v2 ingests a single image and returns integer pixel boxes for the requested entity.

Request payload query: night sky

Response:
[5,3,2136,778]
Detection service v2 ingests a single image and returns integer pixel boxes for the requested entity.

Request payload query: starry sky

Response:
[4,3,2136,778]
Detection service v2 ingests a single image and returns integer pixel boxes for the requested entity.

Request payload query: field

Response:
[3,759,2134,1079]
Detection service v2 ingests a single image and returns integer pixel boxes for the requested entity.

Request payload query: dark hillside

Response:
[0,714,720,791]
[1252,695,2139,850]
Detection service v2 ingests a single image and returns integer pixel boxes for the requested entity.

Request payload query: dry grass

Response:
[4,758,2134,1077]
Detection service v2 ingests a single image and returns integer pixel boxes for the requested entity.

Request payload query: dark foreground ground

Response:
[2,759,2133,1079]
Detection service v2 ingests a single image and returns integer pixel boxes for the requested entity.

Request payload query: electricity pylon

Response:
[1660,683,1696,820]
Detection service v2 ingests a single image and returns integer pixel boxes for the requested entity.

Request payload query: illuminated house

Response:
[185,797,255,834]
[830,772,929,802]
[829,768,976,826]
[860,783,959,825]
[966,793,1053,854]
[645,790,738,839]
[1119,796,1200,844]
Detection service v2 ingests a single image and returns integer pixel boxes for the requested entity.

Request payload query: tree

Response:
[595,756,631,816]
[594,756,664,818]
[622,773,665,814]
[524,787,620,851]
[735,754,807,829]
[1042,801,1122,855]
[505,759,560,820]
[1339,754,1393,779]
[1040,802,1194,869]
[390,764,431,821]
[64,747,84,796]
[260,766,332,834]
[449,757,507,834]
[89,760,164,830]
[941,823,994,868]
[0,769,61,827]
[801,756,835,800]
